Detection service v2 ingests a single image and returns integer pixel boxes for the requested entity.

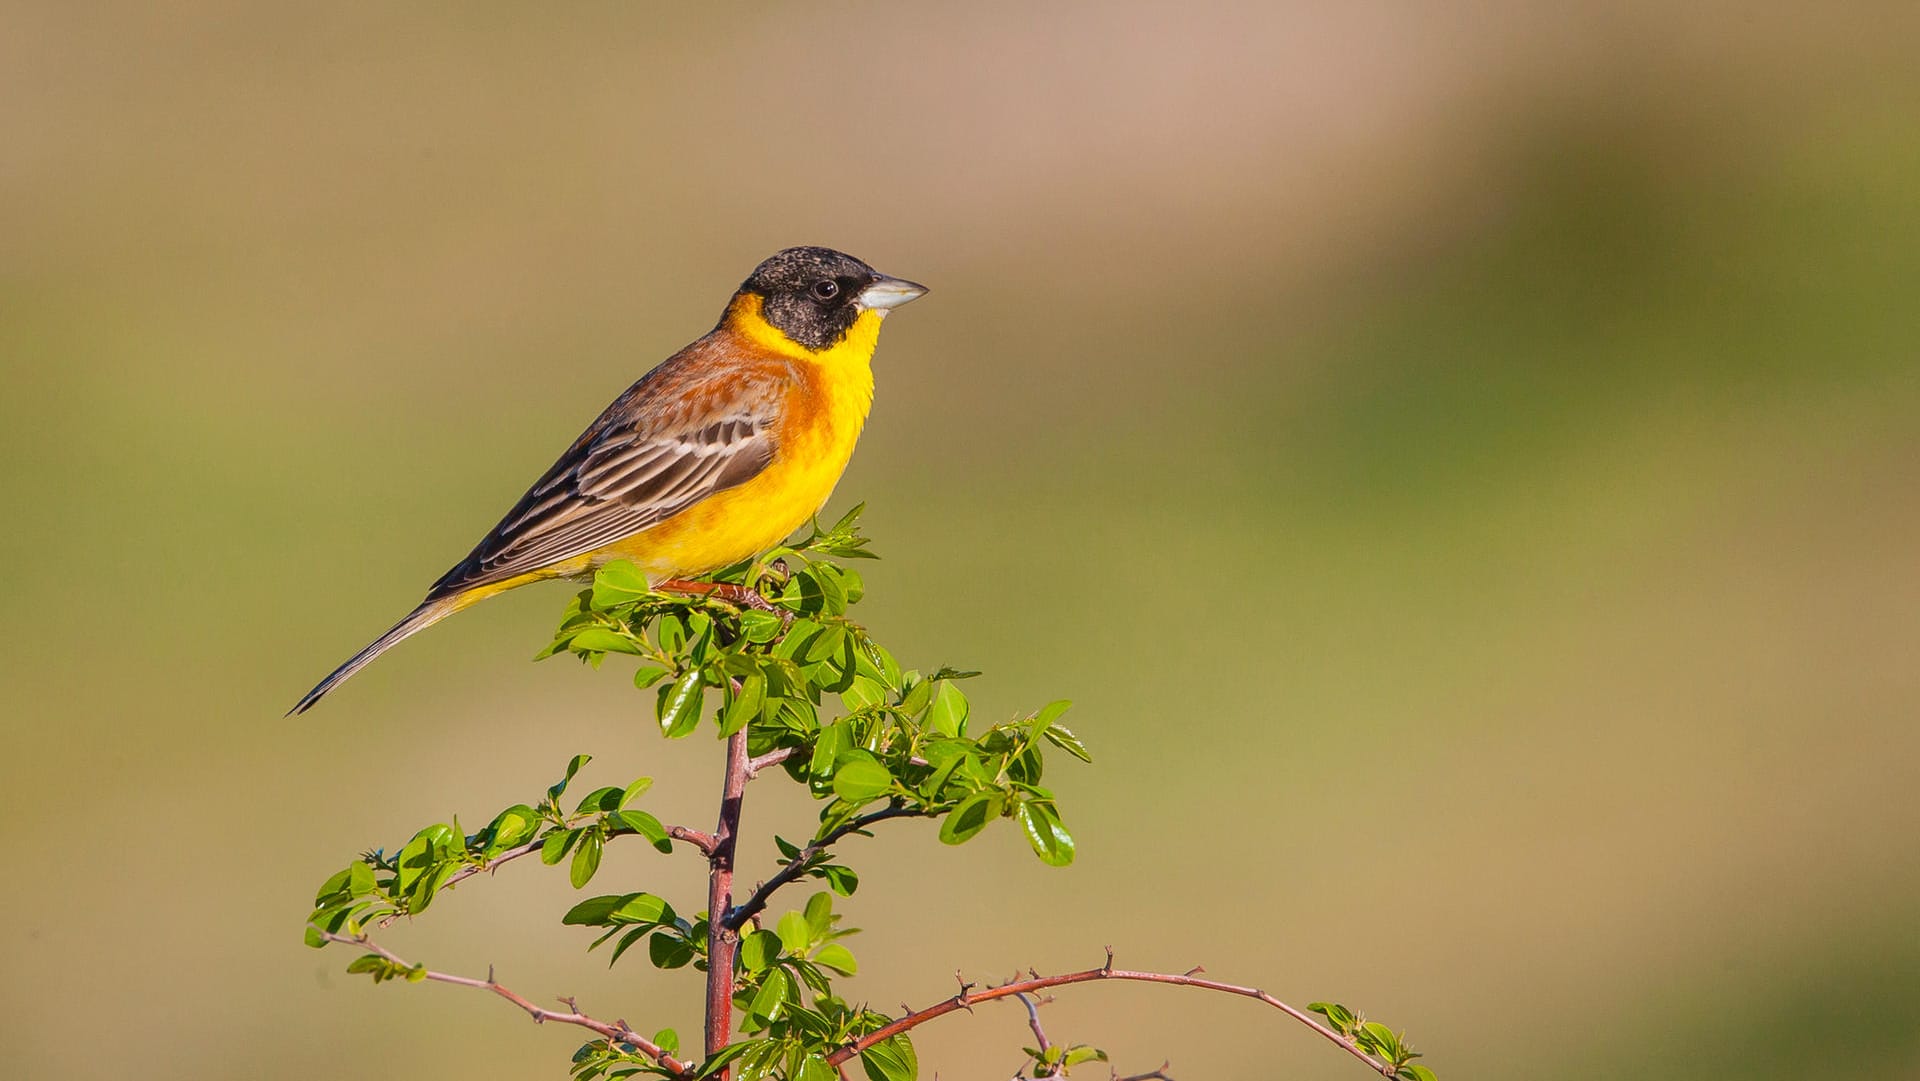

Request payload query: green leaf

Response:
[620,776,654,807]
[570,828,604,888]
[574,785,623,814]
[592,560,651,607]
[649,932,696,969]
[1015,801,1075,866]
[610,809,674,853]
[740,929,783,973]
[776,910,812,954]
[859,1036,918,1081]
[739,609,784,643]
[926,681,968,737]
[695,1041,761,1080]
[818,864,859,896]
[657,669,706,739]
[938,792,1000,845]
[1042,723,1093,764]
[654,1029,680,1057]
[570,627,642,656]
[803,891,834,939]
[1308,1003,1356,1034]
[720,672,766,737]
[831,750,893,802]
[485,805,541,853]
[797,1054,836,1081]
[633,666,670,689]
[1398,1066,1437,1081]
[812,943,857,975]
[747,967,792,1024]
[541,828,580,865]
[1061,1047,1107,1069]
[549,754,592,803]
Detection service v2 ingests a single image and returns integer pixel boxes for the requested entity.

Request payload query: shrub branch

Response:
[316,930,692,1075]
[825,951,1397,1078]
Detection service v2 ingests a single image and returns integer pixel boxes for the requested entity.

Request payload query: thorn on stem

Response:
[1102,946,1115,974]
[1182,964,1205,977]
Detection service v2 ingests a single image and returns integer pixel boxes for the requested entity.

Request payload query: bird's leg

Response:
[656,578,778,613]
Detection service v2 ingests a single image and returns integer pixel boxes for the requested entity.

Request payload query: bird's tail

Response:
[287,596,464,715]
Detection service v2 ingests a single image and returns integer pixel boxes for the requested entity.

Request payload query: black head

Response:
[735,246,927,351]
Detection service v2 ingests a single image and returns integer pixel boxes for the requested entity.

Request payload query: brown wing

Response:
[425,350,786,600]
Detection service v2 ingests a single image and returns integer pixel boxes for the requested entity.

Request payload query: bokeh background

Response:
[4,4,1917,1079]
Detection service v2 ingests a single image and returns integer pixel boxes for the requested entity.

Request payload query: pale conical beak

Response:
[857,275,929,311]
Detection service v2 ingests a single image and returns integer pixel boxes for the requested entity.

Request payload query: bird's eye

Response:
[811,279,840,300]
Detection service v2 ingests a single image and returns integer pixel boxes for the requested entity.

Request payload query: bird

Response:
[289,246,927,714]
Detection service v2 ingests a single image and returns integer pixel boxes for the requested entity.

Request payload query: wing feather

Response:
[425,358,785,600]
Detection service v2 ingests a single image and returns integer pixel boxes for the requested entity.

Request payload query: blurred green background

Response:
[4,4,1917,1078]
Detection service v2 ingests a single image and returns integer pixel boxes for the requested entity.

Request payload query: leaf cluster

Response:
[1308,1003,1435,1081]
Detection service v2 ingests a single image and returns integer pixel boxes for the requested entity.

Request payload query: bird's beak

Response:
[857,275,929,312]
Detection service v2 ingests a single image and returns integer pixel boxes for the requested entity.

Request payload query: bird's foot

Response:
[657,578,778,613]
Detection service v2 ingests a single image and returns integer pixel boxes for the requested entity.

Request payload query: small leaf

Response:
[658,669,706,739]
[831,750,893,802]
[1061,1047,1107,1068]
[803,891,834,939]
[570,829,604,888]
[741,929,783,972]
[592,560,651,607]
[570,627,642,656]
[649,932,696,969]
[776,909,812,954]
[813,943,857,975]
[938,792,1000,845]
[541,828,580,865]
[654,1029,680,1057]
[610,809,674,853]
[620,776,654,807]
[747,967,792,1024]
[926,681,969,737]
[818,864,859,896]
[859,1036,918,1081]
[549,754,592,803]
[720,672,766,737]
[633,666,670,689]
[1015,801,1075,866]
[1042,723,1093,763]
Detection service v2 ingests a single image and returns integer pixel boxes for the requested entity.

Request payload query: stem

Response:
[823,956,1396,1078]
[723,803,923,930]
[704,728,751,1068]
[318,931,692,1075]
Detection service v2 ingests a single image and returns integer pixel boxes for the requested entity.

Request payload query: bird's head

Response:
[729,246,928,354]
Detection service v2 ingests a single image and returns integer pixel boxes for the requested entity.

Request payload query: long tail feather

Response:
[287,598,461,715]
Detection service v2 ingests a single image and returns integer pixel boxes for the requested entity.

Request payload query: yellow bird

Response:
[290,247,926,714]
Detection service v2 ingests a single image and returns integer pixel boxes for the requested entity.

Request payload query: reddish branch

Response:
[745,746,798,778]
[704,729,751,1066]
[318,930,691,1075]
[822,951,1397,1079]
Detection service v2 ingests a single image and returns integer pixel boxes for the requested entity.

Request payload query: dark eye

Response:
[811,279,839,301]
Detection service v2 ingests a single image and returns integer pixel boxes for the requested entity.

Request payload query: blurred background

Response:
[4,4,1917,1078]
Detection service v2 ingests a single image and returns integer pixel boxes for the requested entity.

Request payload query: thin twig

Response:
[1014,991,1050,1056]
[668,824,719,855]
[318,931,692,1075]
[722,803,926,930]
[1113,1062,1175,1081]
[822,957,1396,1078]
[745,746,799,779]
[439,818,716,891]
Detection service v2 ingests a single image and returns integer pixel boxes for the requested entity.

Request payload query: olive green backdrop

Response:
[4,4,1916,1079]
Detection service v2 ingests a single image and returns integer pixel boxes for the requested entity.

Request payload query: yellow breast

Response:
[591,303,885,581]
